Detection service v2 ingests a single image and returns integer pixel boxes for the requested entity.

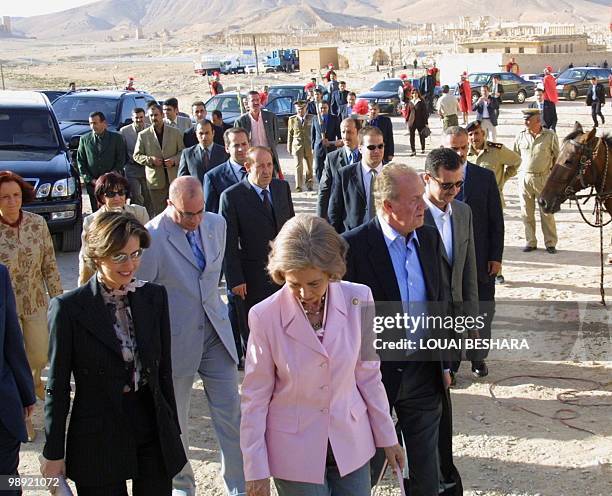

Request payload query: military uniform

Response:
[287,109,314,191]
[513,118,559,250]
[468,141,521,208]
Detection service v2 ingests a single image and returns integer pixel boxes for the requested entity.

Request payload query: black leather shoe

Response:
[237,358,245,371]
[449,370,457,387]
[471,361,488,378]
[546,246,557,254]
[522,246,537,252]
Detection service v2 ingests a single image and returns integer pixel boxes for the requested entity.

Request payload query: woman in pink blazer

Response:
[241,214,403,496]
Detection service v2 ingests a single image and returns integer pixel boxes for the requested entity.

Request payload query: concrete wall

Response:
[502,52,612,73]
[437,53,504,85]
[299,47,338,73]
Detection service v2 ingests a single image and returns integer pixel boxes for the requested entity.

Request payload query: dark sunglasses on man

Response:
[365,144,385,150]
[429,175,464,191]
[104,190,126,198]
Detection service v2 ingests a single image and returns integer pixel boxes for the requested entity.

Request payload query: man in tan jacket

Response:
[134,103,185,216]
[286,100,314,191]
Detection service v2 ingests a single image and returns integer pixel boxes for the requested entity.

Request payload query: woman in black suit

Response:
[41,212,186,495]
[407,88,429,156]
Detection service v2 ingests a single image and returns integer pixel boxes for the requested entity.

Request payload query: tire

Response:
[515,90,527,104]
[568,87,578,101]
[471,91,480,104]
[61,217,82,252]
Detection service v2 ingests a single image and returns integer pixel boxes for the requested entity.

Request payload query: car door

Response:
[117,95,137,130]
[265,96,294,143]
[499,73,518,101]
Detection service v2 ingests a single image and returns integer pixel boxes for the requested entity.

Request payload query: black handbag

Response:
[419,126,431,139]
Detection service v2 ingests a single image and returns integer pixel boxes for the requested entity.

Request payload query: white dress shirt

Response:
[249,112,269,147]
[361,162,383,211]
[423,196,454,263]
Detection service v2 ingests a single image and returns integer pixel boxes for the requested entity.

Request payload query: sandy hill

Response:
[12,0,611,40]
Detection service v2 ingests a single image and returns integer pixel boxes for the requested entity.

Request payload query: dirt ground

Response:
[3,37,611,496]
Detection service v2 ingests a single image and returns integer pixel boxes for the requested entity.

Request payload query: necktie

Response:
[262,189,274,217]
[186,231,206,272]
[368,169,377,220]
[95,134,102,154]
[352,149,360,164]
[201,147,210,172]
[239,167,247,179]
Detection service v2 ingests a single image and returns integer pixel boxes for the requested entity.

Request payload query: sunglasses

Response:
[365,144,385,150]
[109,248,143,264]
[430,175,464,191]
[170,201,204,219]
[104,190,126,198]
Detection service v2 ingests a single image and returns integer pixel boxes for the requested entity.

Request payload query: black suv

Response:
[52,89,156,151]
[555,67,611,101]
[0,91,82,251]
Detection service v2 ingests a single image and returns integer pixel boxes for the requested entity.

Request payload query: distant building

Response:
[458,34,594,55]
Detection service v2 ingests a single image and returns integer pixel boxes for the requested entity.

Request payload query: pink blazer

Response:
[240,280,398,484]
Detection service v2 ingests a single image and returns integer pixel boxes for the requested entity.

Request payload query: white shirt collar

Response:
[361,162,383,176]
[377,214,419,248]
[423,195,453,220]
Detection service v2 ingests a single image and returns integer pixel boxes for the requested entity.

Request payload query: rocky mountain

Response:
[11,0,610,40]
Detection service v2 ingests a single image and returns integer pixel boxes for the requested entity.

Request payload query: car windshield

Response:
[558,69,587,80]
[371,80,401,92]
[0,109,61,149]
[206,95,244,114]
[468,74,491,85]
[268,88,301,100]
[52,96,118,123]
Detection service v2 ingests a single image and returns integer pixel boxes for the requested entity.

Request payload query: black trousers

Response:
[75,387,171,496]
[409,127,426,153]
[542,100,558,131]
[84,182,100,213]
[226,289,245,360]
[0,419,21,496]
[591,101,605,126]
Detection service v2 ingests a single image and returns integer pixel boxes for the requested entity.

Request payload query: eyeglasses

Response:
[170,201,204,219]
[365,144,385,150]
[104,190,126,198]
[430,175,464,191]
[109,248,143,264]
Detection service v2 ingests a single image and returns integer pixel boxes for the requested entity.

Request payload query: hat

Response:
[465,120,482,132]
[294,100,306,107]
[304,82,316,90]
[461,71,467,78]
[522,108,540,119]
[544,65,553,73]
[400,74,408,80]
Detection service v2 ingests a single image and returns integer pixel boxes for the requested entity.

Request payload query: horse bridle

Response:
[561,137,598,195]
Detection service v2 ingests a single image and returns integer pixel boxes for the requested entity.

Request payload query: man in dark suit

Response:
[317,117,361,219]
[77,111,127,211]
[220,146,294,342]
[328,125,384,233]
[234,91,281,176]
[472,85,499,141]
[528,88,556,130]
[311,100,342,181]
[586,75,606,127]
[203,128,249,213]
[0,264,36,493]
[211,110,232,147]
[183,100,207,148]
[330,80,349,116]
[178,120,228,182]
[343,164,462,496]
[367,102,394,162]
[339,91,357,120]
[444,126,504,377]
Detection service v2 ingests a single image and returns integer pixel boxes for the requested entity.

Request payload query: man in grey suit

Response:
[119,107,152,214]
[178,120,228,182]
[233,91,281,176]
[422,147,478,383]
[137,177,245,496]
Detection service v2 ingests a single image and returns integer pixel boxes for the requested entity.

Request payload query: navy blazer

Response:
[0,264,35,443]
[328,161,372,233]
[462,163,504,284]
[220,178,294,308]
[472,96,499,126]
[317,147,360,218]
[203,159,246,214]
[311,114,341,161]
[368,116,395,160]
[178,143,228,182]
[330,90,349,116]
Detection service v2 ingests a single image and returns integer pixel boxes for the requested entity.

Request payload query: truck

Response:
[194,55,221,76]
[219,53,258,74]
[264,49,299,72]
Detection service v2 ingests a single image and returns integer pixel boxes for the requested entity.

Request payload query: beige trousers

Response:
[293,148,313,190]
[148,185,170,217]
[518,173,558,248]
[19,308,49,396]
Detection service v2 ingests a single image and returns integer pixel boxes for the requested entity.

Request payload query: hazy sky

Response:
[4,0,99,17]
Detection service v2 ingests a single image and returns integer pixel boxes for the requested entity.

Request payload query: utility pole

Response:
[253,35,260,76]
[397,18,403,68]
[0,64,4,90]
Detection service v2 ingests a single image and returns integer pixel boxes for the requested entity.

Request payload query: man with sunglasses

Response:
[423,148,478,384]
[137,176,245,496]
[443,126,503,379]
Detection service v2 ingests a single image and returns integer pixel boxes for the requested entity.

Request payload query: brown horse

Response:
[539,123,612,219]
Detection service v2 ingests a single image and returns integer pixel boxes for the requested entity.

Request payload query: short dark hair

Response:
[442,85,450,93]
[89,111,106,122]
[191,100,205,108]
[212,109,222,119]
[348,91,357,98]
[94,172,130,207]
[425,148,461,176]
[196,119,213,132]
[339,81,346,85]
[358,125,384,144]
[0,170,35,203]
[163,98,179,109]
[368,101,380,109]
[224,127,249,147]
[248,90,259,98]
[132,107,145,115]
[148,103,162,114]
[146,100,158,108]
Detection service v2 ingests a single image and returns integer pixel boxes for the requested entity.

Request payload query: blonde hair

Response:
[373,162,419,213]
[84,211,150,271]
[267,214,347,285]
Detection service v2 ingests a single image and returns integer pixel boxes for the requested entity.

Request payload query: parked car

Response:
[267,84,328,103]
[461,72,536,104]
[357,78,404,115]
[52,89,156,153]
[555,67,611,101]
[37,90,67,103]
[204,92,295,142]
[0,91,82,251]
